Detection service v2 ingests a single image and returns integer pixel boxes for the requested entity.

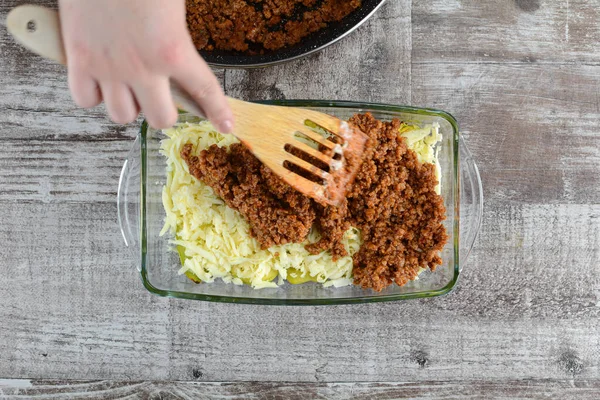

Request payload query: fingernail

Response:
[220,119,234,134]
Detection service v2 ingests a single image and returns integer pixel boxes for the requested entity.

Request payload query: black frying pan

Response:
[201,0,387,68]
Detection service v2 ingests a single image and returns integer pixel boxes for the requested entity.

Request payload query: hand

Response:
[58,0,234,132]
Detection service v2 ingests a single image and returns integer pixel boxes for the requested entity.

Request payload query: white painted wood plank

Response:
[413,0,600,64]
[412,63,600,205]
[2,380,600,400]
[0,140,129,203]
[0,202,172,380]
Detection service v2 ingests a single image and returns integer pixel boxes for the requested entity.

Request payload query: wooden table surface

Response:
[1,0,599,399]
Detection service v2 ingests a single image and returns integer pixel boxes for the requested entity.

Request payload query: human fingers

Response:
[68,70,101,108]
[99,81,138,124]
[131,76,178,129]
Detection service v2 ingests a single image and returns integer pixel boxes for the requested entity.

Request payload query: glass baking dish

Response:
[117,100,483,305]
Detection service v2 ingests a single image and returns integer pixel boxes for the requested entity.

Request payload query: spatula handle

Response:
[6,5,66,64]
[6,5,206,119]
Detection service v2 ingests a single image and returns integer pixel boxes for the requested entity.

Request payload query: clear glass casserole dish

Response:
[118,100,483,305]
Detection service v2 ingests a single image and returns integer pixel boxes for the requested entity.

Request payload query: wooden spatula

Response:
[6,5,369,206]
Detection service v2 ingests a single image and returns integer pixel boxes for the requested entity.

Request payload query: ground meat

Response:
[182,113,448,291]
[346,114,448,291]
[186,0,362,54]
[304,200,351,260]
[181,143,316,248]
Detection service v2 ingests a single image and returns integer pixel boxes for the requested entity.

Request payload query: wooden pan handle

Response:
[6,5,206,118]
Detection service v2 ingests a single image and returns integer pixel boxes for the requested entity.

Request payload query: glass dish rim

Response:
[139,100,461,305]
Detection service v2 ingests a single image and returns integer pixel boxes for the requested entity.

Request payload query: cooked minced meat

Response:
[186,0,362,54]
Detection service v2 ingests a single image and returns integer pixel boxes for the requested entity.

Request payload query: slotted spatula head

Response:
[219,99,370,206]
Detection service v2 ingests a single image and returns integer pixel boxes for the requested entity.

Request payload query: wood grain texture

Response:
[413,0,600,64]
[412,63,600,205]
[1,0,600,398]
[0,140,128,203]
[1,206,599,382]
[2,380,600,400]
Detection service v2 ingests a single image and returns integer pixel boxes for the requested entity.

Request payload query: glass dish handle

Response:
[459,138,483,268]
[117,136,141,257]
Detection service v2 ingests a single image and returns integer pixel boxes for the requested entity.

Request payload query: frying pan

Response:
[201,0,388,68]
